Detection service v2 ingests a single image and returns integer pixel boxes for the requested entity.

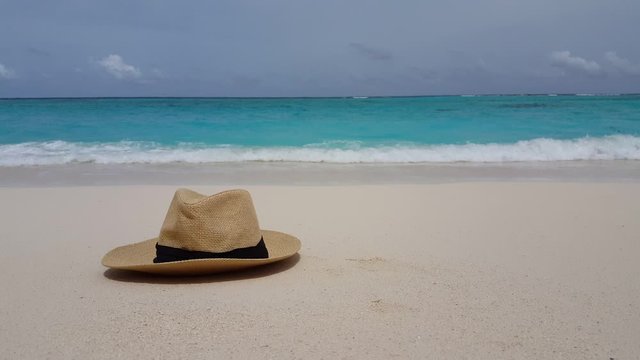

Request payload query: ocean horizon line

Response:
[2,93,640,101]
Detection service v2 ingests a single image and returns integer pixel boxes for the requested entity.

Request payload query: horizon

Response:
[2,92,640,101]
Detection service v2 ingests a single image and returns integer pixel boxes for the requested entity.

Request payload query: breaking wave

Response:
[1,135,639,166]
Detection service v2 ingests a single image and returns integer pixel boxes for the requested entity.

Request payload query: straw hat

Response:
[102,188,301,275]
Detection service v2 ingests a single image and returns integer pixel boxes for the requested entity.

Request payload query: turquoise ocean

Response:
[1,95,639,166]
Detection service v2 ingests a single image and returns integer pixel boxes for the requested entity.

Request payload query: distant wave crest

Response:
[1,135,639,166]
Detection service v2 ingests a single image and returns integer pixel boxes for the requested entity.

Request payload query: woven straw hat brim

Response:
[102,230,301,275]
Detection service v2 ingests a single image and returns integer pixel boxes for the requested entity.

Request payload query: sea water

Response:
[1,95,639,165]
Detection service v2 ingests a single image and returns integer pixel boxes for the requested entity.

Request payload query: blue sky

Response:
[1,0,639,97]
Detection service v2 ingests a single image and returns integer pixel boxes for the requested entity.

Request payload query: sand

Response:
[1,182,639,359]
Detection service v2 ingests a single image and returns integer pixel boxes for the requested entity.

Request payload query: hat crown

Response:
[158,189,262,253]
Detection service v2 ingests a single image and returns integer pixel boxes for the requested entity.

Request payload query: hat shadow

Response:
[103,254,300,284]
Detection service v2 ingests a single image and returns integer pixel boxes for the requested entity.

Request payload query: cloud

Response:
[549,50,601,75]
[349,42,393,61]
[605,51,640,75]
[0,63,16,79]
[150,68,166,78]
[97,54,142,80]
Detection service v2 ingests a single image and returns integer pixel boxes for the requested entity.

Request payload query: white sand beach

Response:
[1,179,639,359]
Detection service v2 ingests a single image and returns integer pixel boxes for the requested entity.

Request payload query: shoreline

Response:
[1,160,639,186]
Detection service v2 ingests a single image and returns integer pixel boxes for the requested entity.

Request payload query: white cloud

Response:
[0,63,16,79]
[605,51,640,75]
[549,50,601,75]
[97,54,142,80]
[150,68,166,78]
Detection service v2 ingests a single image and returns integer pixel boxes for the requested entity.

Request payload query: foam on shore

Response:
[1,135,639,166]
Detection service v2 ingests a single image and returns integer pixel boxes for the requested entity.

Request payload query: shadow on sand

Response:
[102,254,300,284]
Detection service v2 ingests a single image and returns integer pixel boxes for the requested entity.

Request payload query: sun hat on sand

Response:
[102,188,301,275]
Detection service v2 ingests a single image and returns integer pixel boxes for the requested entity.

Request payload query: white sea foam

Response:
[1,135,639,166]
